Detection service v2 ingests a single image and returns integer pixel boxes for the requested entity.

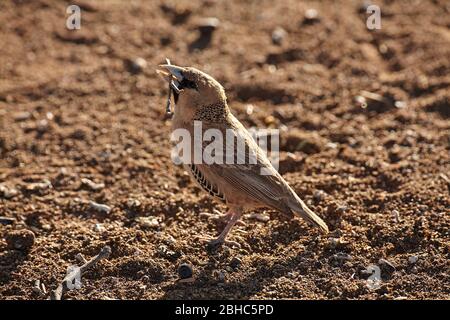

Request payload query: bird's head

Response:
[157,64,228,121]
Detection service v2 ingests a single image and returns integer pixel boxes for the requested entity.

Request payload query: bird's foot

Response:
[197,235,241,250]
[198,208,244,251]
[208,238,241,250]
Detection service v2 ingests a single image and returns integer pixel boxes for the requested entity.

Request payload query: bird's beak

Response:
[158,64,184,81]
[156,64,185,93]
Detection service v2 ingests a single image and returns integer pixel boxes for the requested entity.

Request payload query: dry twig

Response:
[50,246,111,300]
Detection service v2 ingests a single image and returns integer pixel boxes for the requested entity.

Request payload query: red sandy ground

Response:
[0,0,449,299]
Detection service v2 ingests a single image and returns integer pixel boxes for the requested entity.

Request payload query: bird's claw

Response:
[209,239,241,250]
[198,235,241,250]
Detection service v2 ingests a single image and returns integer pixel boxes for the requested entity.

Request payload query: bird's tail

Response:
[287,194,329,234]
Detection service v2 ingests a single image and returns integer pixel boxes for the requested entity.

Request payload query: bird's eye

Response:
[179,78,198,91]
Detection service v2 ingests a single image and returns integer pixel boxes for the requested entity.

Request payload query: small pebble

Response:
[40,282,47,294]
[14,111,31,122]
[0,185,19,199]
[32,280,41,294]
[94,223,106,232]
[25,179,52,192]
[178,263,193,279]
[245,104,254,115]
[408,255,418,264]
[136,216,160,229]
[303,8,320,24]
[313,190,325,202]
[230,257,242,269]
[36,119,49,133]
[264,115,276,125]
[395,101,406,109]
[5,229,35,251]
[247,213,270,223]
[163,234,177,245]
[89,201,112,214]
[32,280,47,296]
[328,237,341,246]
[197,17,220,34]
[125,57,147,74]
[271,27,287,45]
[41,283,47,295]
[0,188,19,199]
[285,152,299,162]
[81,178,105,191]
[133,248,144,256]
[0,216,16,225]
[138,284,147,291]
[392,209,401,222]
[336,205,347,214]
[355,95,367,108]
[127,198,141,208]
[157,244,180,261]
[218,270,226,282]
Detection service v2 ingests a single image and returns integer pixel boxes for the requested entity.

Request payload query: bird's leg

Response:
[198,208,243,248]
[207,208,243,248]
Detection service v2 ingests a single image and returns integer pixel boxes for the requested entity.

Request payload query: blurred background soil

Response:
[0,0,449,299]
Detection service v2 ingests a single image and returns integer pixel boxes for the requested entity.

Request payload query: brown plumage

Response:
[157,64,328,248]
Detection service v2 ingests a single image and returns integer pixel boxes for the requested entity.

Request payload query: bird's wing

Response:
[200,116,292,213]
[200,115,328,233]
[212,162,292,213]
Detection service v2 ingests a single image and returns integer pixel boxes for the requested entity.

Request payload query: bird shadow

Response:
[188,33,213,52]
[160,222,333,299]
[161,251,310,299]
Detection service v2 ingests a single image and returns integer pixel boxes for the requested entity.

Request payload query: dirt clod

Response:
[5,229,35,251]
